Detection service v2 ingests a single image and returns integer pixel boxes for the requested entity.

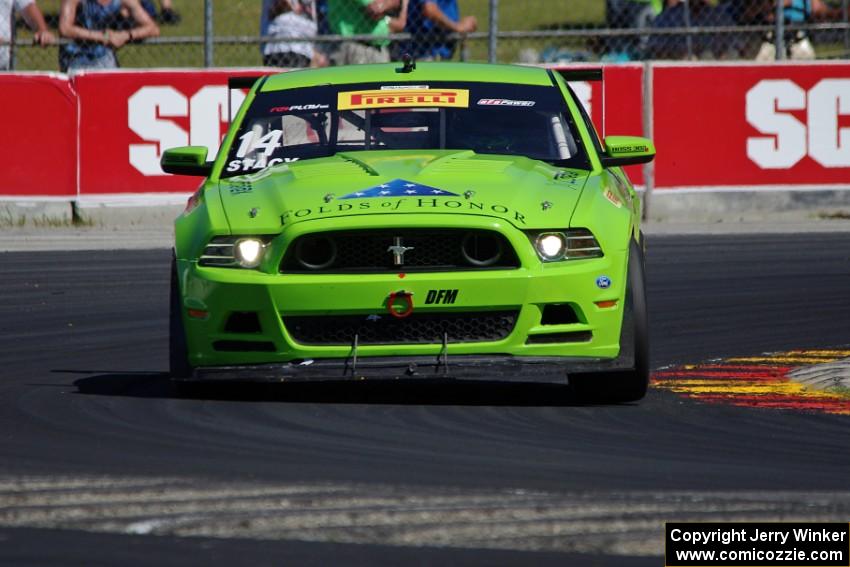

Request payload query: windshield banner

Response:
[338,88,470,110]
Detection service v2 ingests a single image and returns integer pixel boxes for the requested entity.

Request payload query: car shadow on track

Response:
[66,371,615,407]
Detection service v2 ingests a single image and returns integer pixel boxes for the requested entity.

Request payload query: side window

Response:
[563,82,605,158]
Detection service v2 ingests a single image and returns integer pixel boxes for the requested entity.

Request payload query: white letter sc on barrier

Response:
[746,78,850,169]
[128,85,246,176]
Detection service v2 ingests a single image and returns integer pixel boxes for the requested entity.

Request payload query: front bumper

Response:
[177,215,630,371]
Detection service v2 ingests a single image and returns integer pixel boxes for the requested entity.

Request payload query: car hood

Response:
[218,150,590,233]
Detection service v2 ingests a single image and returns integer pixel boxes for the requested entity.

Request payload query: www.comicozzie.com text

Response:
[670,527,848,546]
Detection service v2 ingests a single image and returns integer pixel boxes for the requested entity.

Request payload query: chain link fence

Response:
[5,0,850,72]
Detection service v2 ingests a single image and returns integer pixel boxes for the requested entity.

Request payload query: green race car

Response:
[163,62,655,401]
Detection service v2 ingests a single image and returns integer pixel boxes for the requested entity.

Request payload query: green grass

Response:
[14,0,604,70]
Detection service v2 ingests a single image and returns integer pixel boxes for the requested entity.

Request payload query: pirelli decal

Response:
[337,89,469,110]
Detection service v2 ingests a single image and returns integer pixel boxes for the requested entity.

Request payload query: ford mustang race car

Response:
[163,62,655,402]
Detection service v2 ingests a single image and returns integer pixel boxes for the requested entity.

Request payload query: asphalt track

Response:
[1,232,849,566]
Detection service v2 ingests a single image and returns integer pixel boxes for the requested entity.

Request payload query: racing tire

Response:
[570,239,649,403]
[169,253,193,381]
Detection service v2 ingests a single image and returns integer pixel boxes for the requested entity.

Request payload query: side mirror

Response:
[161,146,212,176]
[600,136,655,167]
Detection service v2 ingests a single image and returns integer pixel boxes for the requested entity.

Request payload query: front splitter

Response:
[183,354,634,384]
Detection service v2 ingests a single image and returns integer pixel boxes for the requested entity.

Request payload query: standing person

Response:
[263,0,328,68]
[326,0,402,64]
[58,0,159,72]
[1,0,55,71]
[605,0,662,59]
[387,0,408,59]
[756,0,842,60]
[405,0,476,60]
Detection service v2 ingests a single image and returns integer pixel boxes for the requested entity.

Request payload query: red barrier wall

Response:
[653,62,850,189]
[0,73,77,197]
[1,63,847,199]
[73,68,274,195]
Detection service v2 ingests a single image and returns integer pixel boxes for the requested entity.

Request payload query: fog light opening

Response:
[461,232,503,267]
[295,235,337,270]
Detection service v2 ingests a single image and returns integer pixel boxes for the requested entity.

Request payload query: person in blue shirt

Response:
[405,0,476,60]
[138,0,179,24]
[645,0,740,59]
[782,0,841,21]
[58,0,159,71]
[605,0,662,60]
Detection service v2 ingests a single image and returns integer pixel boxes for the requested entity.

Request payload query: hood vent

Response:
[428,157,511,175]
[290,159,372,180]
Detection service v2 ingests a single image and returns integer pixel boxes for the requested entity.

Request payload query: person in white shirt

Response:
[1,0,55,70]
[263,0,328,68]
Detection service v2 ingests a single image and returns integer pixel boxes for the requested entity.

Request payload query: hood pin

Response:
[542,201,553,211]
[249,207,259,218]
[464,190,475,200]
[324,193,335,203]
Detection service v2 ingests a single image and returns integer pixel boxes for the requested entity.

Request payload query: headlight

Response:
[235,238,264,268]
[199,236,269,269]
[528,229,603,262]
[536,233,567,260]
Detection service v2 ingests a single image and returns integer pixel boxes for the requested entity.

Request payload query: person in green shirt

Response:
[327,0,406,64]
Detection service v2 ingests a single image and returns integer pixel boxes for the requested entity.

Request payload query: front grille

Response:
[280,229,519,273]
[283,311,519,345]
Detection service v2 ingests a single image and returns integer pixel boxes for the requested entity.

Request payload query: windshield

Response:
[222,81,588,178]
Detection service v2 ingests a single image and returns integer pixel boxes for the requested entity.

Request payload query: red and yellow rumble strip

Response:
[652,349,850,415]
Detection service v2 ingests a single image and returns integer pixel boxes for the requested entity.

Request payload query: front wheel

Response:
[570,239,649,403]
[169,253,192,380]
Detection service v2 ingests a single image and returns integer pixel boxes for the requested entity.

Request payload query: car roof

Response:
[260,62,555,92]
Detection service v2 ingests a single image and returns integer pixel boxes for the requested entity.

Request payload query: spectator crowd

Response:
[607,0,846,61]
[259,0,844,66]
[1,0,847,72]
[260,0,477,67]
[2,0,180,71]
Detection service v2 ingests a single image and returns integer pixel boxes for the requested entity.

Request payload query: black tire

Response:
[571,239,649,403]
[169,253,193,380]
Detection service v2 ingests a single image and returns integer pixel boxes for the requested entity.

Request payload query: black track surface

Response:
[1,233,849,566]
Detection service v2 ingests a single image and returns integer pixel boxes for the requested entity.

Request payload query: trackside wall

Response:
[652,62,850,190]
[0,63,848,212]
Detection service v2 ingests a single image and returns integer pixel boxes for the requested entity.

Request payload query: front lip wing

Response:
[182,354,635,384]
